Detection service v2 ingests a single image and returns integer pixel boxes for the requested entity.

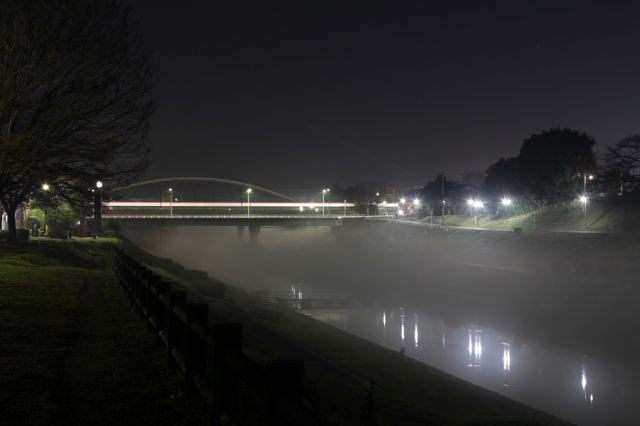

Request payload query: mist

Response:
[123,221,640,425]
[124,222,640,361]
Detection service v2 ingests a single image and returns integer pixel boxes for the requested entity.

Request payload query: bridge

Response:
[97,177,398,243]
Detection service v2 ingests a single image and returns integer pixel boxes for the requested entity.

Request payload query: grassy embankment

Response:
[1,234,575,425]
[412,201,640,232]
[117,236,573,425]
[0,237,209,425]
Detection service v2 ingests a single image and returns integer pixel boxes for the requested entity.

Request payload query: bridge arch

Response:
[113,177,293,201]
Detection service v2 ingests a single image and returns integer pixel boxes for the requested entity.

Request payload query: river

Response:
[125,223,640,425]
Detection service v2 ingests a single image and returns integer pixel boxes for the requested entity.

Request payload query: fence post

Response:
[213,323,242,422]
[135,266,151,313]
[186,303,209,398]
[153,282,171,342]
[168,291,188,369]
[141,274,160,321]
[265,359,305,424]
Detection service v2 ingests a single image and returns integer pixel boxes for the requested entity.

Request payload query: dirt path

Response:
[55,277,209,426]
[59,279,118,425]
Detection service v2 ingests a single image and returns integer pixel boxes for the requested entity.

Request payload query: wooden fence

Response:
[111,247,325,425]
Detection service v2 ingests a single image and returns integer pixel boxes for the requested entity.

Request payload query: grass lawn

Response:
[413,201,640,233]
[0,238,209,425]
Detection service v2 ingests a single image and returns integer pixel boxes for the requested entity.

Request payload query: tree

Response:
[484,157,522,199]
[0,0,155,241]
[516,128,597,204]
[423,174,456,215]
[603,134,640,190]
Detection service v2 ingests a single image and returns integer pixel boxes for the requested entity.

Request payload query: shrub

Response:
[104,229,116,237]
[72,227,89,237]
[48,226,65,238]
[107,221,121,233]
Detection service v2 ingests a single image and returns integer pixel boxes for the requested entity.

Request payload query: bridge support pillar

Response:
[236,226,245,242]
[248,225,260,244]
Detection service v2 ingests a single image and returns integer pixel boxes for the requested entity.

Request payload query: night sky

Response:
[127,0,640,194]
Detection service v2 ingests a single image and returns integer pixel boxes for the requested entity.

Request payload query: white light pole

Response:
[414,199,420,217]
[247,188,252,217]
[322,189,328,216]
[327,188,331,216]
[95,181,103,233]
[502,198,512,225]
[42,184,49,235]
[399,198,405,217]
[580,195,587,229]
[169,187,173,218]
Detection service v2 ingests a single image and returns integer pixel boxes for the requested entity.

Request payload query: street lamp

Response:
[95,181,103,234]
[580,195,587,229]
[413,198,420,217]
[247,188,252,217]
[42,184,49,235]
[501,198,512,225]
[169,188,173,219]
[322,189,330,216]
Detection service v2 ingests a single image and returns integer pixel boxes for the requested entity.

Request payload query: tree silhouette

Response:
[0,0,155,241]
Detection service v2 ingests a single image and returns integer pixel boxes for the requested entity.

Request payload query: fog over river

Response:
[124,221,640,425]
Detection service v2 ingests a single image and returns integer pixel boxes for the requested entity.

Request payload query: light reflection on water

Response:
[302,306,640,426]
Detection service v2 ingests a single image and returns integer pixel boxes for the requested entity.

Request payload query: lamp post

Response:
[441,200,445,225]
[95,181,103,233]
[501,198,511,226]
[580,196,587,229]
[474,200,484,226]
[42,184,49,236]
[322,189,330,216]
[247,188,252,218]
[414,199,420,217]
[399,198,405,217]
[169,187,173,219]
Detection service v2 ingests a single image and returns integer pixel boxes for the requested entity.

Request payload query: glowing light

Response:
[247,188,252,193]
[401,308,405,342]
[96,181,103,188]
[383,310,386,327]
[400,198,405,203]
[503,344,511,371]
[580,196,587,204]
[414,314,418,346]
[42,184,49,191]
[414,199,419,204]
[589,175,594,180]
[502,198,512,206]
[582,366,587,390]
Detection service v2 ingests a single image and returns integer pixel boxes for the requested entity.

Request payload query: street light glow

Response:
[247,188,252,193]
[42,184,49,191]
[400,198,405,203]
[580,196,587,203]
[502,198,512,206]
[96,181,103,188]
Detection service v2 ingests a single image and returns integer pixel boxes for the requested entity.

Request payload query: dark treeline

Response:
[404,128,640,218]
